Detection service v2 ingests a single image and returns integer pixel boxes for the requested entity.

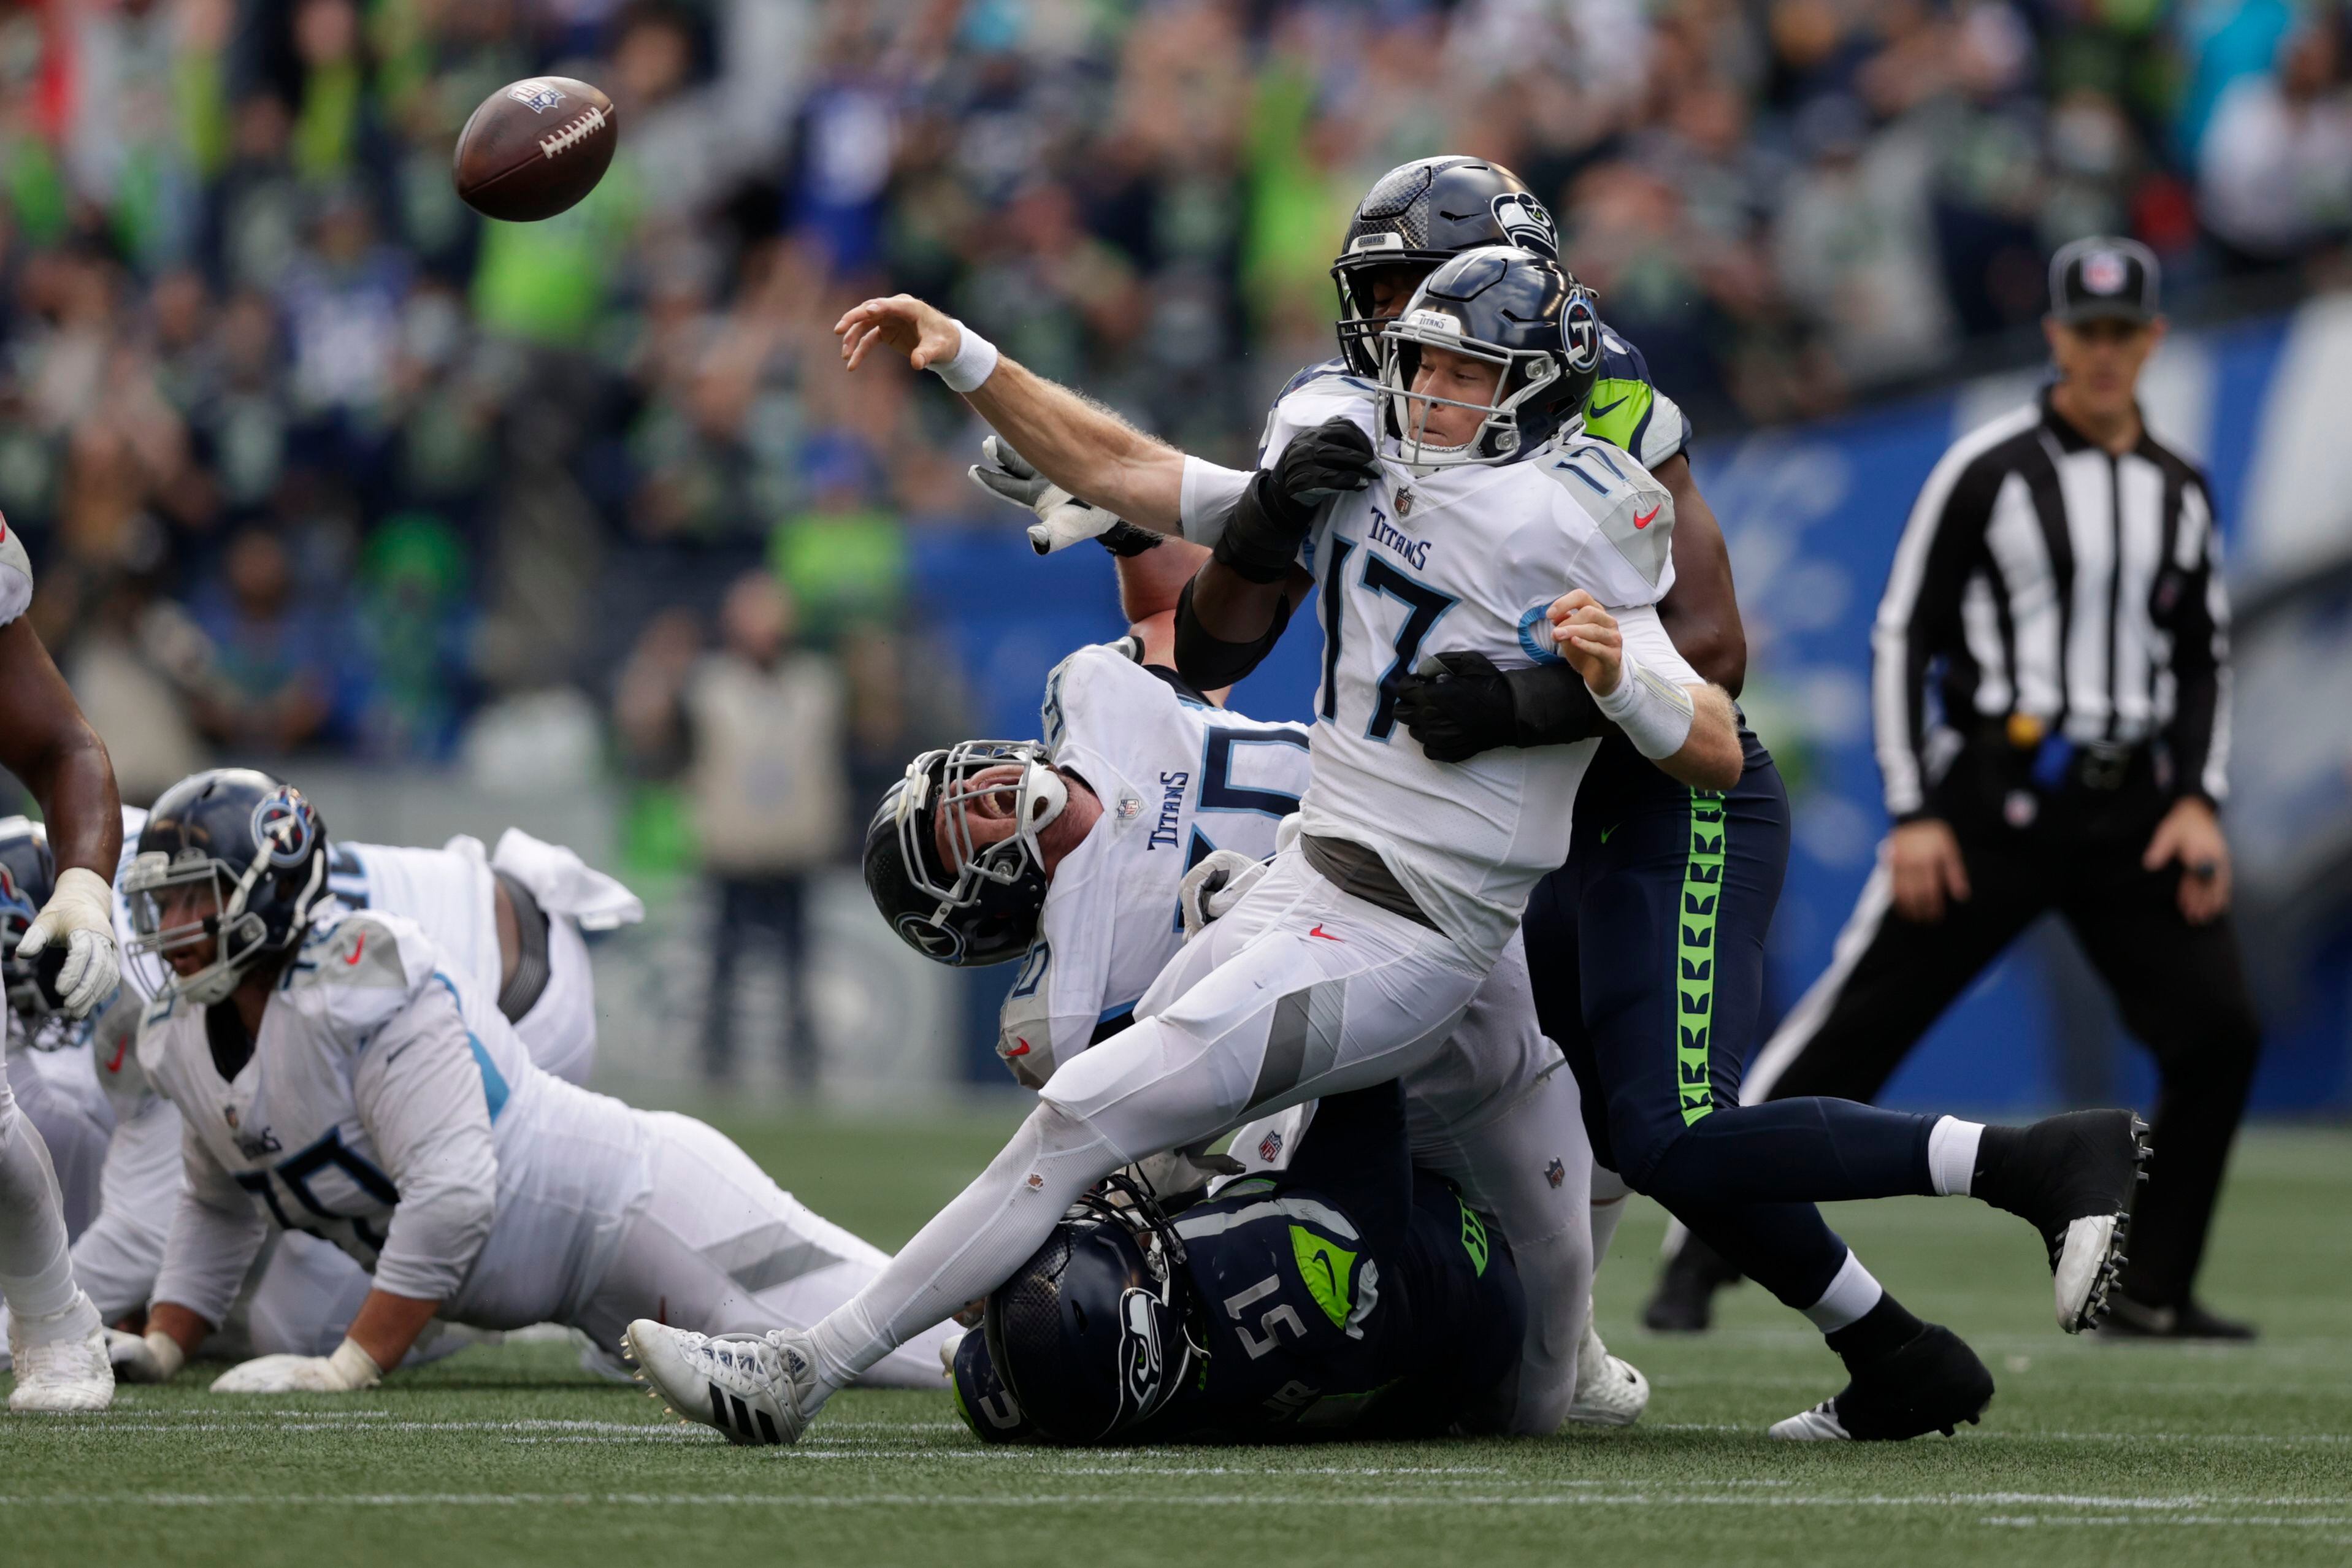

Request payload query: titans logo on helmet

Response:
[251,787,319,868]
[895,911,963,962]
[1489,192,1558,258]
[1561,290,1601,375]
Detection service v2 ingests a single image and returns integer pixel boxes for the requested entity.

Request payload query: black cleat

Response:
[1642,1234,1742,1333]
[2096,1295,2258,1342]
[1972,1110,2151,1333]
[1769,1323,1995,1441]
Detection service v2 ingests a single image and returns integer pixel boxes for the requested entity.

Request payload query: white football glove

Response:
[19,866,120,1017]
[1178,848,1272,940]
[969,435,1119,555]
[107,1328,186,1384]
[210,1338,381,1394]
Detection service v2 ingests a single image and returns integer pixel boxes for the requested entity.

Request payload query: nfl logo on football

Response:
[505,80,566,114]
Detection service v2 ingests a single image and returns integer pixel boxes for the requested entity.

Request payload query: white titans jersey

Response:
[326,839,501,1000]
[1198,381,1688,963]
[139,909,647,1331]
[996,640,1311,1088]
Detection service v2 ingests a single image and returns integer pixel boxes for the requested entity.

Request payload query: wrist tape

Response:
[143,1330,186,1381]
[930,321,1000,393]
[328,1337,384,1389]
[1593,650,1696,759]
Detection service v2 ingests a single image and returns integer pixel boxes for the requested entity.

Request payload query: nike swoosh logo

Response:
[1309,1250,1338,1292]
[1599,824,1619,843]
[1633,505,1660,529]
[1587,395,1630,419]
[1006,1038,1031,1057]
[1308,925,1343,943]
[344,934,366,965]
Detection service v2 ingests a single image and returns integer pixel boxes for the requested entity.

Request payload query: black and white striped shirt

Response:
[1872,389,2230,819]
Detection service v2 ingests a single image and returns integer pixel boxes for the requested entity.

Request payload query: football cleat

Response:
[1642,1233,1742,1333]
[1769,1322,1993,1442]
[1563,1310,1650,1426]
[7,1298,115,1413]
[622,1320,820,1447]
[1974,1111,2151,1333]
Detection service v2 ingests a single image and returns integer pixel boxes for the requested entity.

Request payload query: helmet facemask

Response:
[123,849,322,1007]
[1378,307,1563,474]
[886,741,1069,965]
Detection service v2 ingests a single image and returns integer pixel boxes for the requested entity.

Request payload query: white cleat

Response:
[1563,1311,1650,1427]
[622,1320,819,1447]
[8,1299,115,1413]
[1769,1399,1851,1440]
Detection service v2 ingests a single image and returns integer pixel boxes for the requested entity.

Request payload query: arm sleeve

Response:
[1178,456,1252,549]
[1614,602,1703,688]
[2162,483,2230,805]
[1871,449,2003,820]
[1172,575,1295,690]
[1284,1080,1411,1258]
[69,1095,186,1323]
[150,1120,270,1325]
[349,978,499,1302]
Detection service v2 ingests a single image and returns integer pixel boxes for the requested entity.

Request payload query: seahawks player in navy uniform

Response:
[951,1079,1522,1445]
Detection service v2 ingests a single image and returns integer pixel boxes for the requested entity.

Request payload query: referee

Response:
[1648,237,2262,1340]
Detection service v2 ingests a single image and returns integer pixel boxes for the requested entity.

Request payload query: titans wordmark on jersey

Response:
[998,641,1312,1089]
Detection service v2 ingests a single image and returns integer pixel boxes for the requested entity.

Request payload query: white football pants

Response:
[805,846,1490,1386]
[0,1043,98,1342]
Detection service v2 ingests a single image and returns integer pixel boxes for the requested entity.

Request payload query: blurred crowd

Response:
[2,0,2349,827]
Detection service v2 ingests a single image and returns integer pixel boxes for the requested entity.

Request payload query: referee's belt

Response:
[1988,717,2146,793]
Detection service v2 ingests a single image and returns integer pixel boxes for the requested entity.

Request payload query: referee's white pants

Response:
[805,845,1490,1383]
[576,1112,954,1390]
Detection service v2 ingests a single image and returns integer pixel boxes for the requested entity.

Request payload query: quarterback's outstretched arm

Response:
[838,296,1186,533]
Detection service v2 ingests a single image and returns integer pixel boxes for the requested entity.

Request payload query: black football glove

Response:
[1214,418,1377,583]
[1395,652,1605,762]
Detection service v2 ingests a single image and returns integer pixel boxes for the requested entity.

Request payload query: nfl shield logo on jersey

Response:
[1489,191,1558,258]
[1259,1129,1285,1164]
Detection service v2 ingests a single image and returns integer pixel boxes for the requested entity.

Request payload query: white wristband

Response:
[1592,649,1696,759]
[327,1336,384,1390]
[932,321,1000,394]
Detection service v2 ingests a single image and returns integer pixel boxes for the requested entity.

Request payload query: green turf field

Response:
[6,1112,2347,1568]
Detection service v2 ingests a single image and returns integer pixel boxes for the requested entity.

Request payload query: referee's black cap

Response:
[2049,236,2161,325]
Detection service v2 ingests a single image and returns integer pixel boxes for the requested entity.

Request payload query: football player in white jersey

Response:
[621,246,1760,1445]
[102,770,952,1398]
[0,512,125,1412]
[857,524,1634,1432]
[0,794,646,1374]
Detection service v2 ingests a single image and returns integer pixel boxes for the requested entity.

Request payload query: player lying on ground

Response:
[949,1078,1530,1444]
[859,521,1640,1431]
[98,771,952,1395]
[624,249,2123,1450]
[0,513,125,1412]
[0,783,647,1372]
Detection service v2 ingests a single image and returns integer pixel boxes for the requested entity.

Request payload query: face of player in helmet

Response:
[150,880,225,976]
[1405,345,1504,450]
[935,763,1030,866]
[1363,267,1433,325]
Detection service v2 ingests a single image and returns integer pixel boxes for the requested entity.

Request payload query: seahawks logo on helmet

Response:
[1116,1287,1166,1420]
[250,787,319,868]
[1490,192,1558,259]
[1561,289,1601,375]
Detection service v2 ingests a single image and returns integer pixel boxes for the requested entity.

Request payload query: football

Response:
[453,76,618,222]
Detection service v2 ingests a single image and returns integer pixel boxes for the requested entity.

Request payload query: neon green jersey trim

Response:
[1583,379,1655,453]
[1677,791,1726,1125]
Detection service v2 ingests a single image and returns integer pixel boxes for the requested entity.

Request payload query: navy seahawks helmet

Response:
[1331,156,1561,377]
[1378,246,1601,473]
[0,816,75,1046]
[981,1184,1197,1444]
[862,741,1069,968]
[123,768,331,1006]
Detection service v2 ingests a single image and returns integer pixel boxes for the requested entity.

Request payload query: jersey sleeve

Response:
[0,518,31,626]
[993,944,1097,1092]
[1582,324,1691,471]
[151,1116,272,1325]
[1180,367,1377,548]
[1544,438,1678,607]
[305,912,438,1038]
[350,969,500,1302]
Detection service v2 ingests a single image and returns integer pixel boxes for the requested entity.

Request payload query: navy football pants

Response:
[1525,736,1937,1313]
